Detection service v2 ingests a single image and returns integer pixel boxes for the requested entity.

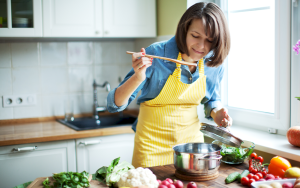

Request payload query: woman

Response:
[107,2,232,168]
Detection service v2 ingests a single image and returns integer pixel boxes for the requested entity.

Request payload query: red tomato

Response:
[257,156,264,163]
[256,172,263,179]
[253,175,260,181]
[250,152,258,159]
[247,173,254,179]
[262,171,268,177]
[241,177,249,186]
[248,179,256,187]
[250,168,258,174]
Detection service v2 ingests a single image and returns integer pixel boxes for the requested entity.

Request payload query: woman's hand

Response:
[211,108,233,128]
[132,48,153,81]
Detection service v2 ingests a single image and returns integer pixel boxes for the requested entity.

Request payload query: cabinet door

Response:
[43,0,103,37]
[0,140,76,188]
[76,133,135,173]
[103,0,156,37]
[0,0,42,37]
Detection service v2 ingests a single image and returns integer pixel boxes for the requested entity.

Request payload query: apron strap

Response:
[172,52,204,80]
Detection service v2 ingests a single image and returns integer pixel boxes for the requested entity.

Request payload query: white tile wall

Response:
[0,40,144,120]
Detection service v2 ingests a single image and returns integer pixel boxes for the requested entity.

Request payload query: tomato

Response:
[251,168,258,174]
[247,173,254,179]
[256,172,263,179]
[262,171,267,177]
[250,152,258,159]
[253,175,260,181]
[241,177,249,186]
[248,179,256,187]
[257,156,264,163]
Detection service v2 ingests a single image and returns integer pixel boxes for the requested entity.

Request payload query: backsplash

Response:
[0,40,145,120]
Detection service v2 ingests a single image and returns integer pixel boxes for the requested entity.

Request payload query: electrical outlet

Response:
[2,94,37,108]
[268,128,278,134]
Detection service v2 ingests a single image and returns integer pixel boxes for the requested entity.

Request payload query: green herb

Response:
[42,171,90,188]
[42,177,51,188]
[95,157,135,187]
[220,145,253,163]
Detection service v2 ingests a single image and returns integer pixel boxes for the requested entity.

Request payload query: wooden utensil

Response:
[126,51,197,67]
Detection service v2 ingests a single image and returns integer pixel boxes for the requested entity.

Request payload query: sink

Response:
[57,114,137,131]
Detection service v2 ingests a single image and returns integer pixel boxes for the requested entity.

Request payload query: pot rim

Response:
[172,142,222,154]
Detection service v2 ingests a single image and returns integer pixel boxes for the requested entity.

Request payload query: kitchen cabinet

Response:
[76,133,135,173]
[0,0,42,37]
[0,140,76,188]
[102,0,156,37]
[42,0,156,37]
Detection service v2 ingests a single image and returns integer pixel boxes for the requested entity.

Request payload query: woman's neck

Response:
[181,53,197,73]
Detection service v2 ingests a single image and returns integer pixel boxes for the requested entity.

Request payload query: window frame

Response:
[215,0,291,133]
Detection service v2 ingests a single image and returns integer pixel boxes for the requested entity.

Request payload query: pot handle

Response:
[198,154,222,161]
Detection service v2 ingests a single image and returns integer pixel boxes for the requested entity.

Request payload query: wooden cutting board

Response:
[26,174,108,188]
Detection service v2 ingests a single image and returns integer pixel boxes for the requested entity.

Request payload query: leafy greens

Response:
[220,145,253,163]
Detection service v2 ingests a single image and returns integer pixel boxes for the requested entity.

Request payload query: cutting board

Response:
[26,174,107,188]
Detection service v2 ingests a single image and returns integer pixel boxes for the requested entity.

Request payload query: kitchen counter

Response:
[0,111,137,147]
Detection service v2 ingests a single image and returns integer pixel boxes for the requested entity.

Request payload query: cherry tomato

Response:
[253,175,260,181]
[249,166,254,173]
[250,152,258,159]
[247,173,254,179]
[256,172,263,179]
[257,156,264,163]
[252,168,258,174]
[262,171,267,177]
[248,179,256,187]
[241,177,249,186]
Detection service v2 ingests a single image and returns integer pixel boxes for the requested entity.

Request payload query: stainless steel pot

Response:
[173,143,222,175]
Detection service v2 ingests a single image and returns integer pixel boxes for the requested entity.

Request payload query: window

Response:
[220,0,291,132]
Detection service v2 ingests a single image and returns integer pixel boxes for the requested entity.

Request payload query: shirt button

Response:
[189,77,192,81]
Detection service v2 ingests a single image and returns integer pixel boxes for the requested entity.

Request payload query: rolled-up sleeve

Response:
[107,68,145,113]
[202,64,224,120]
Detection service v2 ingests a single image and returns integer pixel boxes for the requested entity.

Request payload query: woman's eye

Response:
[191,34,199,38]
[207,39,213,43]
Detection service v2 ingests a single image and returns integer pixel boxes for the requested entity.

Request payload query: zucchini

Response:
[237,170,250,183]
[225,172,240,184]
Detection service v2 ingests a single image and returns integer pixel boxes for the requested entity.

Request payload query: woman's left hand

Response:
[212,108,233,128]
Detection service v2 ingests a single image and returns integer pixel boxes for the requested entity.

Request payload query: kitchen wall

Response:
[0,40,140,120]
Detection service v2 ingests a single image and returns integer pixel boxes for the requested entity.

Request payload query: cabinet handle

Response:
[13,146,38,152]
[79,140,101,146]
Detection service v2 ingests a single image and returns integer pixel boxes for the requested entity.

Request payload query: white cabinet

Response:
[43,0,103,37]
[0,0,42,37]
[42,0,156,38]
[76,133,135,174]
[102,0,156,37]
[0,140,76,188]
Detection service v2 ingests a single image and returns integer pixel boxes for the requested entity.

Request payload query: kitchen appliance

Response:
[173,143,222,181]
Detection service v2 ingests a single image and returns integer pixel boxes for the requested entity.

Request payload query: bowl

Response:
[173,143,222,175]
[212,140,255,164]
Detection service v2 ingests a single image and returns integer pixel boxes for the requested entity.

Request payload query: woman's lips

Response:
[192,48,204,54]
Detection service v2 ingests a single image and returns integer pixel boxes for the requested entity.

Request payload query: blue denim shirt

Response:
[107,36,224,132]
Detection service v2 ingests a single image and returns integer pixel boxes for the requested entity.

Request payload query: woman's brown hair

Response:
[175,2,230,67]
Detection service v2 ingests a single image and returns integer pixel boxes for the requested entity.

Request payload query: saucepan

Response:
[173,143,222,176]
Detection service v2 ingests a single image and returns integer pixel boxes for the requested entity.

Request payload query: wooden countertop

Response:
[0,111,137,147]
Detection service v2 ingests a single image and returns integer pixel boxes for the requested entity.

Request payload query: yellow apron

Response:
[132,53,206,168]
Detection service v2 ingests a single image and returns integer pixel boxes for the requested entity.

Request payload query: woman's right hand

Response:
[132,48,153,81]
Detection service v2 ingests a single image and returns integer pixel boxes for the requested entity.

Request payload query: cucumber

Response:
[237,170,250,183]
[225,172,240,184]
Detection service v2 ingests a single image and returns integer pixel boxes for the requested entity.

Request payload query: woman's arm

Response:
[114,48,152,107]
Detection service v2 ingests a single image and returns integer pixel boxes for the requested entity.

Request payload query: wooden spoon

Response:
[126,51,197,67]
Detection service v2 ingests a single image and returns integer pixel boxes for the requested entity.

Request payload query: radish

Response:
[173,180,184,188]
[165,178,173,184]
[158,185,168,188]
[187,181,197,188]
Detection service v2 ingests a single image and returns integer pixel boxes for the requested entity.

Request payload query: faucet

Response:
[93,79,111,120]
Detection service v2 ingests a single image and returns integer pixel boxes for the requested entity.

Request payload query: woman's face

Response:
[184,19,213,62]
